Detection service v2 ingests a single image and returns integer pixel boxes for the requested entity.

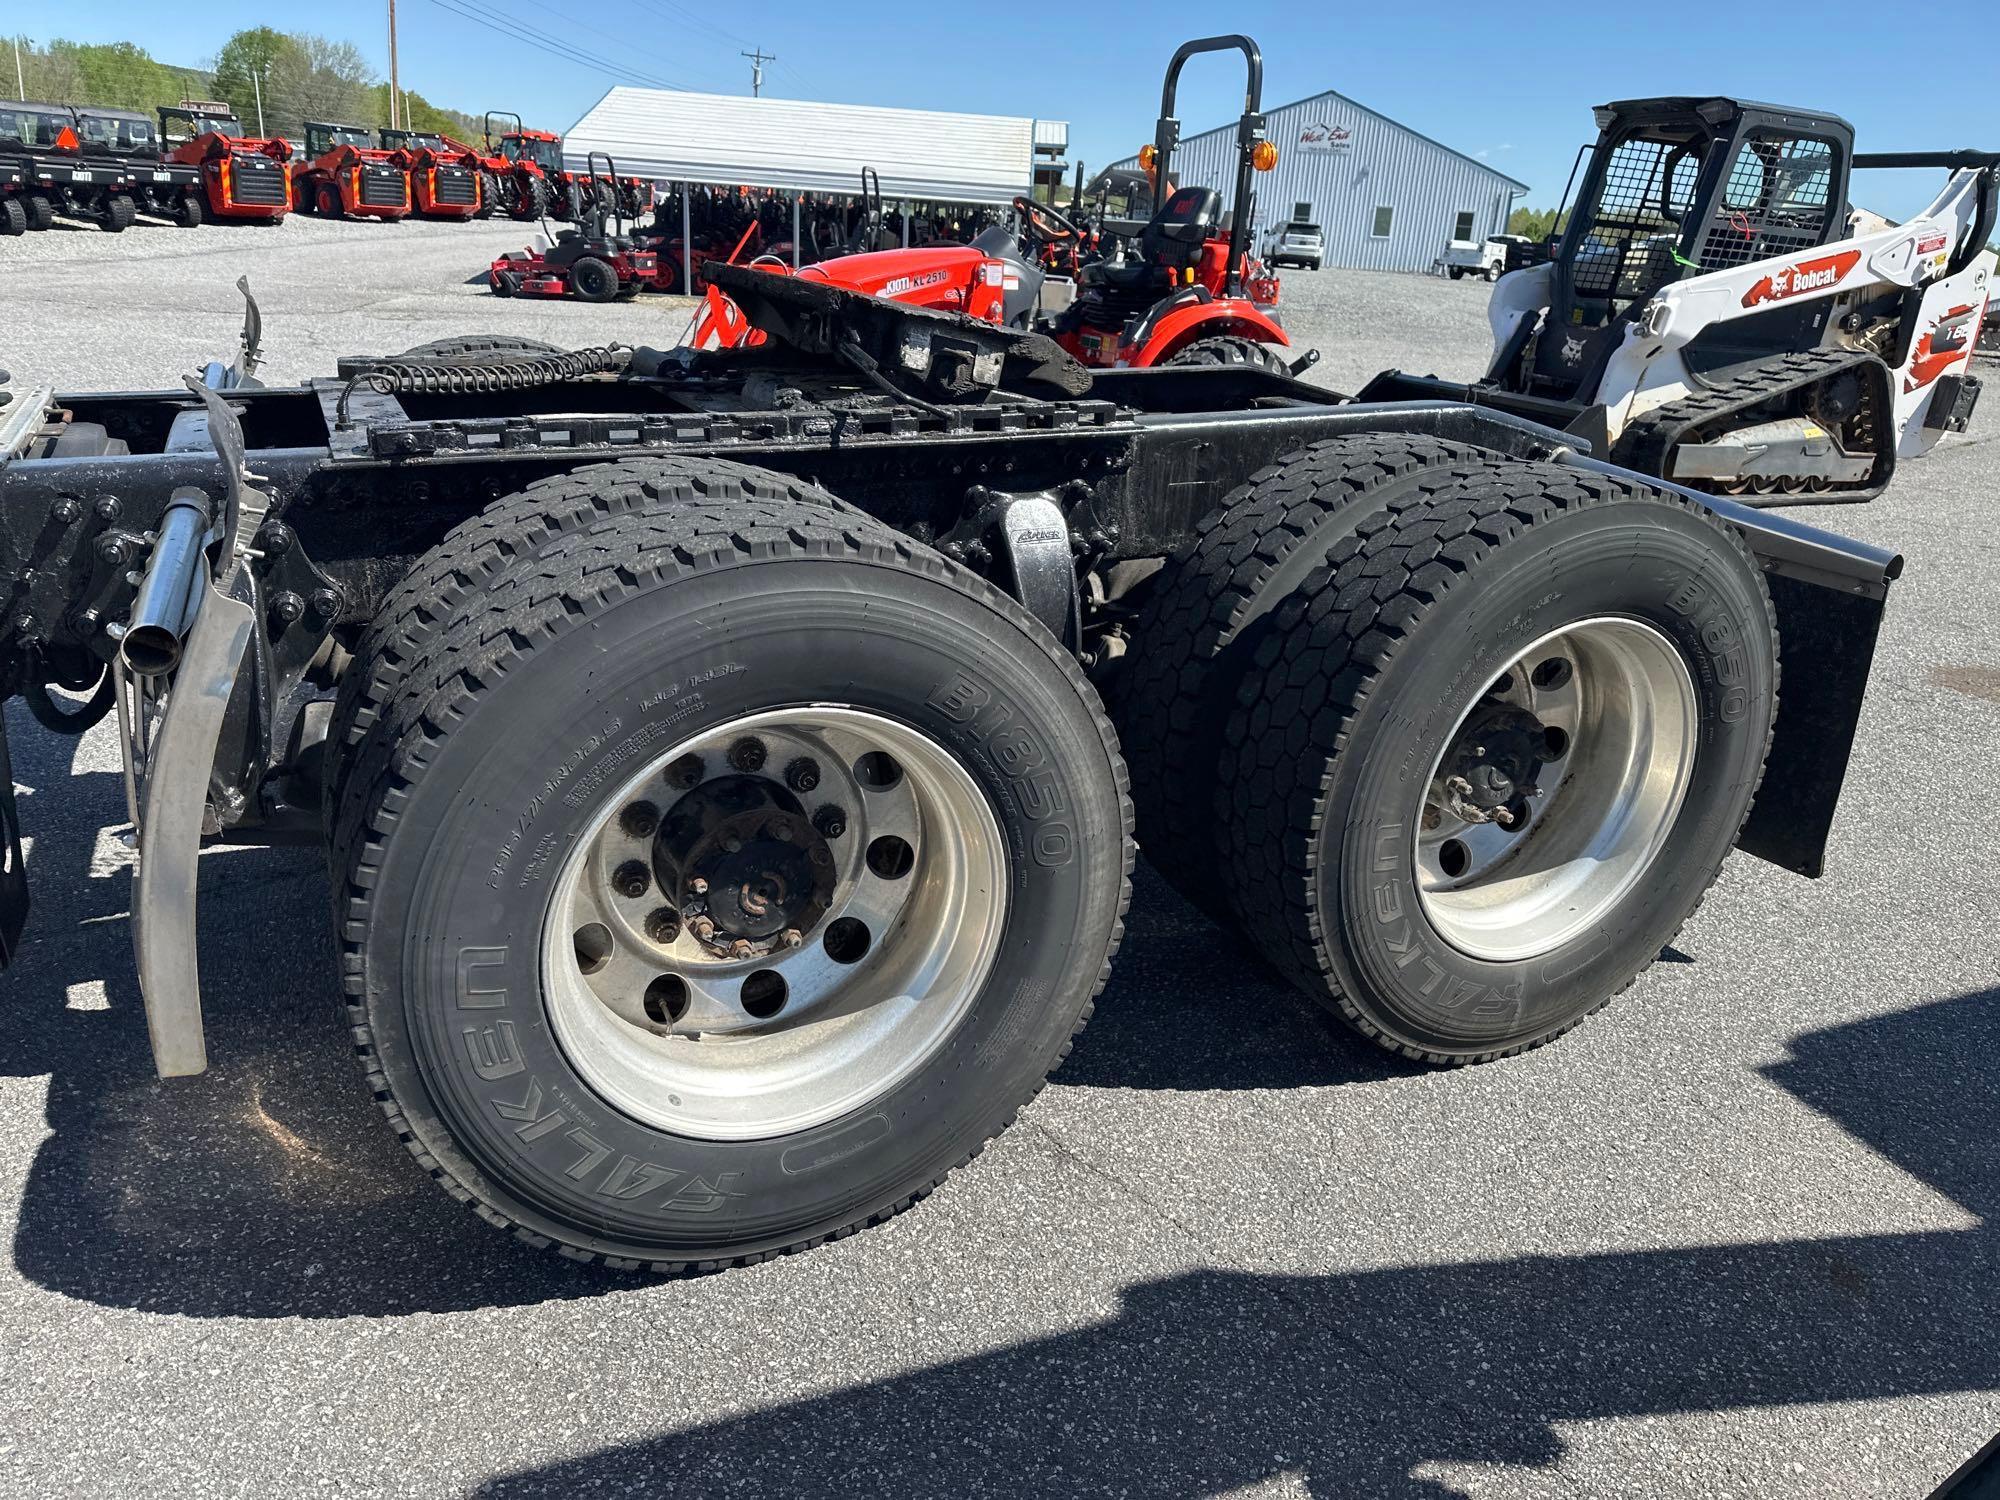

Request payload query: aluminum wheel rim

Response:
[1414,617,1699,962]
[543,706,1007,1141]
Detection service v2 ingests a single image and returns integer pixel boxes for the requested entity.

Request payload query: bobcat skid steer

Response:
[1363,98,1998,503]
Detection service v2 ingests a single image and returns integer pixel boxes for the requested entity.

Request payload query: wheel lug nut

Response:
[665,754,704,789]
[688,915,716,941]
[620,801,659,838]
[613,860,651,899]
[728,737,767,772]
[645,906,682,943]
[729,939,754,960]
[781,927,804,948]
[785,757,820,792]
[689,876,709,895]
[813,805,847,839]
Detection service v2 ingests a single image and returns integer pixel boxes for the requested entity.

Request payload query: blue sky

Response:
[25,1,1985,220]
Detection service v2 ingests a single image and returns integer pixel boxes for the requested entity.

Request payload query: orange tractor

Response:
[481,111,650,222]
[157,102,292,222]
[290,121,411,220]
[377,128,483,219]
[691,36,1298,374]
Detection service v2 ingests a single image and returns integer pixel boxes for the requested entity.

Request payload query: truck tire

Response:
[329,479,1131,1270]
[1217,460,1778,1063]
[174,192,204,229]
[395,334,564,360]
[23,192,53,231]
[569,255,618,303]
[0,197,23,236]
[1162,336,1289,374]
[1485,264,1502,282]
[1449,267,1465,280]
[100,193,135,233]
[1115,435,1484,916]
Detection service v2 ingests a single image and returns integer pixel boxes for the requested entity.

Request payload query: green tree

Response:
[1508,206,1567,241]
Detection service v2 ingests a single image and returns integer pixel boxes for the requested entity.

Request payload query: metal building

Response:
[1106,89,1528,273]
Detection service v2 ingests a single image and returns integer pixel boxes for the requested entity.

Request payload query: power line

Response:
[422,0,687,93]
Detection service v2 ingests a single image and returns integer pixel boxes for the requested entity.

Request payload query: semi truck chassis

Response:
[0,270,1901,1270]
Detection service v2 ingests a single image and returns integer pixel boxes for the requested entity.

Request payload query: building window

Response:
[1371,205,1394,238]
[1292,201,1313,223]
[1453,210,1476,241]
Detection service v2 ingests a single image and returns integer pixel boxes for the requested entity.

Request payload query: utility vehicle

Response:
[0,99,139,232]
[377,128,483,219]
[0,39,1903,1275]
[158,103,291,223]
[290,122,411,221]
[72,106,207,227]
[1366,98,1996,502]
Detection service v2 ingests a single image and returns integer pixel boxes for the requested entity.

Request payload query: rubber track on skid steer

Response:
[1610,347,1895,506]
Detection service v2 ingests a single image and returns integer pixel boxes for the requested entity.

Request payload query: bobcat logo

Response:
[1561,335,1586,364]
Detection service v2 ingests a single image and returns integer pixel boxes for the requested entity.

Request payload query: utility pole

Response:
[387,0,401,130]
[252,67,265,138]
[740,47,775,99]
[12,36,25,100]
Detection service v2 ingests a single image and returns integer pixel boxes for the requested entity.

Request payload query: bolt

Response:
[666,754,704,789]
[813,805,847,840]
[963,540,991,567]
[781,927,804,948]
[309,589,341,618]
[613,860,651,899]
[95,534,129,566]
[729,939,754,960]
[688,915,716,942]
[645,906,681,943]
[619,802,659,839]
[94,496,122,522]
[259,522,294,554]
[270,590,304,624]
[728,736,767,773]
[1421,806,1442,831]
[785,757,820,793]
[12,613,34,637]
[689,876,709,896]
[50,497,81,525]
[942,541,968,563]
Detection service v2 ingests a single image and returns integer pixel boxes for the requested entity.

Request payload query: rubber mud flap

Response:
[0,714,28,965]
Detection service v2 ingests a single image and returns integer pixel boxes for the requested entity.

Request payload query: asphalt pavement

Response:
[0,213,1996,1498]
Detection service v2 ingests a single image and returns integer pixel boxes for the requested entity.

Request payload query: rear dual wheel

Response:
[330,460,1130,1269]
[1124,443,1779,1063]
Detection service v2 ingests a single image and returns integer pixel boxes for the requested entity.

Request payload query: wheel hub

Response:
[655,775,833,951]
[1437,704,1551,826]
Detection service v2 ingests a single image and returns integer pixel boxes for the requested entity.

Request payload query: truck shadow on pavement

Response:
[465,987,2000,1498]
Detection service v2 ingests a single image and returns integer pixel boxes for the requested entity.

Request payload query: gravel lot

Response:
[2,215,1997,1499]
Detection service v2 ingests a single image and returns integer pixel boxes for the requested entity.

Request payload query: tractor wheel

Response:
[1161,336,1290,375]
[23,192,53,231]
[0,197,24,236]
[174,192,205,229]
[100,194,135,233]
[397,334,564,360]
[1216,458,1778,1064]
[476,171,498,217]
[569,255,619,303]
[658,255,685,293]
[1115,435,1484,918]
[318,184,344,219]
[327,462,1130,1270]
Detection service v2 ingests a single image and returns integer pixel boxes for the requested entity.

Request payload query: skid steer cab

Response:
[1362,96,1998,503]
[377,128,482,219]
[290,122,411,221]
[158,102,292,222]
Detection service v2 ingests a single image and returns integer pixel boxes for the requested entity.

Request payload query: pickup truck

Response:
[1438,234,1530,281]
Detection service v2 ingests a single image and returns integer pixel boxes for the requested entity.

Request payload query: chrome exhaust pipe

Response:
[120,489,214,678]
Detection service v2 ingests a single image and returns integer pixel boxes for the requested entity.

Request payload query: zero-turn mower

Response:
[488,152,653,301]
[1364,97,1996,503]
[158,102,291,223]
[290,122,412,221]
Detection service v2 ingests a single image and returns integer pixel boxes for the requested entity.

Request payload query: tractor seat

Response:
[1139,186,1220,269]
